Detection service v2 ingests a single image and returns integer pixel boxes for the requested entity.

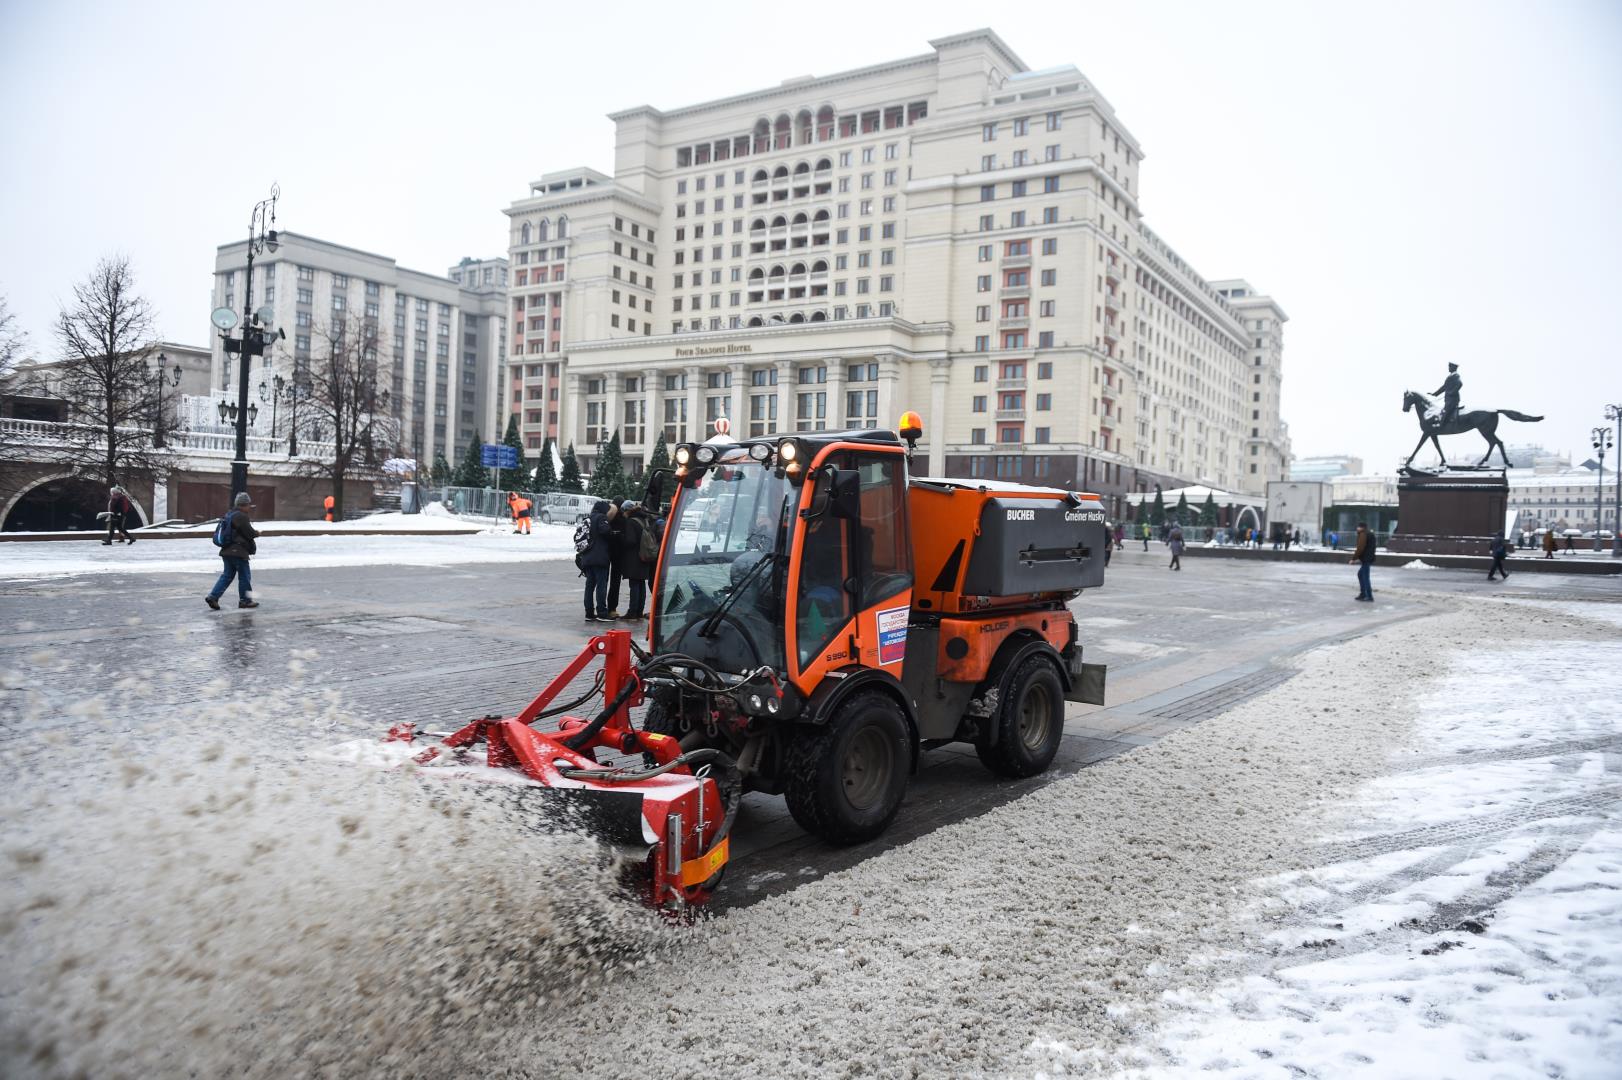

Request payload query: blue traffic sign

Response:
[481,443,520,469]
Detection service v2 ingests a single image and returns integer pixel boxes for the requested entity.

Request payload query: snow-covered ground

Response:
[3,596,1617,1078]
[1038,600,1622,1079]
[0,517,577,578]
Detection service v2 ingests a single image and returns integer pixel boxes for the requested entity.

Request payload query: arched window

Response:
[810,259,828,274]
[752,168,769,184]
[814,156,832,172]
[791,213,808,226]
[770,313,786,324]
[809,310,827,322]
[556,216,568,239]
[768,265,786,279]
[772,165,789,181]
[790,262,807,276]
[750,218,767,232]
[816,106,835,142]
[520,222,531,244]
[748,267,764,281]
[793,161,810,177]
[536,219,549,243]
[796,108,813,145]
[747,316,764,327]
[812,209,830,224]
[774,113,792,150]
[771,215,787,229]
[787,313,804,324]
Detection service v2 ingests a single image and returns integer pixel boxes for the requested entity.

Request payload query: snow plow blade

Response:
[343,630,737,910]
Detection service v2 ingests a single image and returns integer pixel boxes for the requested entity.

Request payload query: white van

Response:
[536,491,595,525]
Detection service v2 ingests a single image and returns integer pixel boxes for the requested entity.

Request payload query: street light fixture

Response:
[145,351,183,448]
[218,184,284,501]
[1595,425,1615,553]
[1607,404,1622,557]
[259,373,286,446]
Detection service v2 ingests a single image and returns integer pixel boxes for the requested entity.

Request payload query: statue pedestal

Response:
[1389,468,1507,556]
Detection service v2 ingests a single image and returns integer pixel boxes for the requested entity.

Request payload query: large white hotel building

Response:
[503,30,1288,509]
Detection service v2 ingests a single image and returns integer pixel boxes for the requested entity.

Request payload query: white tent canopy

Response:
[1123,484,1264,509]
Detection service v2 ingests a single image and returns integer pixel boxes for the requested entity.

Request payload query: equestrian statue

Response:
[1402,363,1542,469]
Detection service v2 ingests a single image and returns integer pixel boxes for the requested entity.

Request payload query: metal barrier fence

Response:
[420,486,596,524]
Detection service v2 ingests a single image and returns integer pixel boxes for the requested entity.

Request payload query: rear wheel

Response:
[539,510,553,525]
[975,654,1065,778]
[784,691,910,845]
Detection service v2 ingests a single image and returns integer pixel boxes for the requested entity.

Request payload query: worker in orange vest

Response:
[508,490,532,534]
[323,495,335,523]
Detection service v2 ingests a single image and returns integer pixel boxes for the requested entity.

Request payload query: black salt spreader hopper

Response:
[373,629,739,909]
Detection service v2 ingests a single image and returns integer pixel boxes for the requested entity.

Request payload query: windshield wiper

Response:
[697,552,777,638]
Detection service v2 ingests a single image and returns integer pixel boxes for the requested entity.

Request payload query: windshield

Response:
[654,454,793,673]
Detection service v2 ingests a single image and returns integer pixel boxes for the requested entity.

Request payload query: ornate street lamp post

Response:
[146,351,182,448]
[258,373,285,448]
[1594,425,1615,553]
[1607,404,1622,557]
[215,185,284,500]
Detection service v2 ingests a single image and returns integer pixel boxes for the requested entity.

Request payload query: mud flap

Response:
[1062,648,1107,706]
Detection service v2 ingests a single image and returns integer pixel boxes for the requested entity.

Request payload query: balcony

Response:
[1104,262,1121,282]
[1001,253,1031,269]
[999,285,1030,300]
[1099,382,1117,398]
[996,376,1026,389]
[998,316,1029,331]
[994,408,1025,420]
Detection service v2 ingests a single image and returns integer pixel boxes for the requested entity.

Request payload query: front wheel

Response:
[784,692,910,845]
[975,654,1065,778]
[539,510,552,525]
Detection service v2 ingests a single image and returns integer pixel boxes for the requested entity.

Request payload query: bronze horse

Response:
[1402,390,1542,469]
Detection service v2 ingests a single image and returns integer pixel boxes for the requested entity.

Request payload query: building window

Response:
[1042,237,1058,255]
[982,123,996,142]
[1036,394,1051,410]
[974,365,988,382]
[974,334,990,351]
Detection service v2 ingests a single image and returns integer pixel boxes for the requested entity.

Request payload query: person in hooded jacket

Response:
[614,500,656,620]
[581,500,617,621]
[205,492,260,610]
[104,485,135,544]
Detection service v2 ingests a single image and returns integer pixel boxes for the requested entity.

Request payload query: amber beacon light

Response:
[898,410,923,448]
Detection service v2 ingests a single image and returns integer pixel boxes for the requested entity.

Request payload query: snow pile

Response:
[1072,599,1622,1078]
[0,662,667,1078]
[1400,559,1437,570]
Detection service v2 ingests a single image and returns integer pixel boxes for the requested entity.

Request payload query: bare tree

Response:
[53,256,164,487]
[298,314,396,518]
[0,294,29,380]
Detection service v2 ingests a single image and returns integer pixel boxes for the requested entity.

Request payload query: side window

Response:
[854,454,911,606]
[796,495,852,669]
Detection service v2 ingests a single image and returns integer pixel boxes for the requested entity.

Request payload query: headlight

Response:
[696,445,717,465]
[777,440,798,463]
[674,445,692,466]
[748,443,771,462]
[766,696,781,714]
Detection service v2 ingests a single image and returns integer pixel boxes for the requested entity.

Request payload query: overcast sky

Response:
[3,0,1619,470]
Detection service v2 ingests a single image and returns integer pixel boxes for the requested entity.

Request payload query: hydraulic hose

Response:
[558,746,743,856]
[560,675,640,752]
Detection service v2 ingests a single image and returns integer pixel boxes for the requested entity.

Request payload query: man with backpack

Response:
[575,500,616,622]
[205,492,260,610]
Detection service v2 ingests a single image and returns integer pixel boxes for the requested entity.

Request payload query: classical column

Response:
[604,371,622,448]
[684,365,703,442]
[728,361,747,433]
[825,357,846,431]
[775,358,795,435]
[928,357,950,475]
[644,374,662,458]
[875,356,901,434]
[562,369,581,452]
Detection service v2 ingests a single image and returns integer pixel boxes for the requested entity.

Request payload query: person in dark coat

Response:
[104,485,135,544]
[581,500,617,622]
[614,500,655,620]
[604,508,626,618]
[1487,532,1510,582]
[1350,522,1376,601]
[205,492,260,610]
[1167,525,1185,571]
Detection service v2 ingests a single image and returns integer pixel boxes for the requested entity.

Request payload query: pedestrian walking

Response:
[323,495,335,523]
[205,492,260,610]
[1350,521,1376,601]
[103,485,135,545]
[1113,522,1124,550]
[1329,530,1340,551]
[1487,532,1510,581]
[1292,528,1302,549]
[580,499,616,622]
[1563,532,1575,553]
[1168,525,1185,571]
[615,500,656,620]
[1140,523,1150,551]
[1541,528,1556,559]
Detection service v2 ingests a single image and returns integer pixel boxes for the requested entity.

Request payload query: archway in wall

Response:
[1232,505,1261,536]
[1,474,148,533]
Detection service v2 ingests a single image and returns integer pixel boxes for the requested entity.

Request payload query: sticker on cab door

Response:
[876,605,908,665]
